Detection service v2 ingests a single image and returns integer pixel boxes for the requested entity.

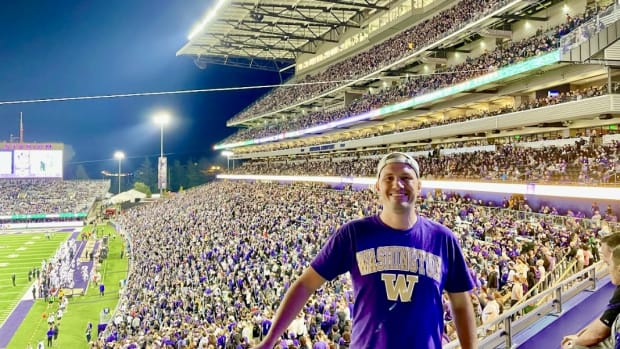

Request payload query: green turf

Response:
[6,224,128,349]
[0,231,71,325]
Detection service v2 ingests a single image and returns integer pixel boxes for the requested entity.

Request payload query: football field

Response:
[0,231,70,325]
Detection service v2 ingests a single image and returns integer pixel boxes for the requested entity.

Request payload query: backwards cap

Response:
[376,152,420,178]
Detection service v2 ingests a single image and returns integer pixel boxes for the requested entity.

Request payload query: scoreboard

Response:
[0,143,63,178]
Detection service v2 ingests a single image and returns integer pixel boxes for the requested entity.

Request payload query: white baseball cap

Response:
[376,152,420,178]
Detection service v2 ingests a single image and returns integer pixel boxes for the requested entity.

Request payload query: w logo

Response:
[381,273,419,302]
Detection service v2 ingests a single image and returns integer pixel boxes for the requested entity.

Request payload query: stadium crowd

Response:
[0,179,109,215]
[93,180,610,348]
[233,140,620,187]
[228,84,609,153]
[340,85,609,144]
[226,1,605,128]
[222,30,559,144]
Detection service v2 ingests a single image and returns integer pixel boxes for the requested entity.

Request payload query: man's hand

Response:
[561,334,577,349]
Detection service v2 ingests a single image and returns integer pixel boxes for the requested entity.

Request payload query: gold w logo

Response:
[381,273,419,302]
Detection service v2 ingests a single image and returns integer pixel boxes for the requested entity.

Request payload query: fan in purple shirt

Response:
[252,152,477,349]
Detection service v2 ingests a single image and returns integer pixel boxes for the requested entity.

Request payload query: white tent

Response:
[109,189,147,204]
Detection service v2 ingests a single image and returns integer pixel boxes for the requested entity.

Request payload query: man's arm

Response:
[448,291,478,349]
[254,267,326,349]
[562,318,610,347]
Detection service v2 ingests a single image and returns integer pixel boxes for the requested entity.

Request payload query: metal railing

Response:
[444,261,609,349]
[560,3,620,53]
[513,259,576,310]
[429,199,619,234]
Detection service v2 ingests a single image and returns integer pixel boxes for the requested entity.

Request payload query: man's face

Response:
[375,162,420,214]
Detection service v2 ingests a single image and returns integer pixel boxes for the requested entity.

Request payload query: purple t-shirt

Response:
[311,215,473,349]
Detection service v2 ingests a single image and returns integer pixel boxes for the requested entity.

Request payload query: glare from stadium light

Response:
[153,112,171,126]
[188,0,229,40]
[114,151,125,160]
[221,150,234,157]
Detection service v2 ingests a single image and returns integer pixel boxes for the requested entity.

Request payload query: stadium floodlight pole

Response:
[153,113,170,197]
[114,151,125,194]
[222,151,234,172]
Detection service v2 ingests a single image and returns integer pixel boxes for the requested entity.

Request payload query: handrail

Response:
[512,258,574,309]
[444,261,608,349]
[429,199,612,234]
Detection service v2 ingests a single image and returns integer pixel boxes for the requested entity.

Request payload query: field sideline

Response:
[0,224,127,349]
[0,231,72,326]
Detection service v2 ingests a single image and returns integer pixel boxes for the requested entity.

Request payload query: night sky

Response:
[0,1,282,177]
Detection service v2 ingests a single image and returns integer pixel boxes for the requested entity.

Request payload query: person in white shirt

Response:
[481,293,500,331]
[288,312,307,337]
[511,276,524,306]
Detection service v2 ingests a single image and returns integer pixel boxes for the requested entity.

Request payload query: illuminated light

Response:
[213,51,561,150]
[216,174,620,200]
[563,4,569,13]
[480,41,486,48]
[525,21,531,29]
[188,0,229,40]
[153,112,171,126]
[114,151,125,160]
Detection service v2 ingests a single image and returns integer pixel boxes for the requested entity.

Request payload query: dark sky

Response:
[0,0,282,177]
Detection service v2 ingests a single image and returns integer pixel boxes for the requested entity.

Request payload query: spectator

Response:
[254,152,477,349]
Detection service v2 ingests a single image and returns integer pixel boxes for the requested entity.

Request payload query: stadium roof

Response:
[177,0,395,70]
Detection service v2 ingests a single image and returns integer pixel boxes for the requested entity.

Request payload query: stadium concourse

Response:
[96,0,620,348]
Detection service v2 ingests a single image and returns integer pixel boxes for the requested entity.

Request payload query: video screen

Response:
[29,150,63,177]
[0,151,12,175]
[0,149,63,178]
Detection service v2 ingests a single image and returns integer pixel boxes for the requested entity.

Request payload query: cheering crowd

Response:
[223,2,607,143]
[222,31,559,144]
[233,140,620,187]
[0,179,109,215]
[225,82,608,150]
[230,0,512,123]
[317,85,609,147]
[92,180,612,348]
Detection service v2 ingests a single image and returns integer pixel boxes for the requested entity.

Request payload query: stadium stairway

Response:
[515,277,615,349]
[445,264,612,349]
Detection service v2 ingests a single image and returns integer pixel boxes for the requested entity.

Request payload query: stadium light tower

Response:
[222,150,234,171]
[153,112,170,197]
[114,151,125,194]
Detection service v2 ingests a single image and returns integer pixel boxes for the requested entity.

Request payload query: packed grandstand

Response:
[0,179,109,216]
[93,0,620,347]
[2,0,620,348]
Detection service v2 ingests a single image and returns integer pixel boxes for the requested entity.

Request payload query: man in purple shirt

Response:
[253,152,477,349]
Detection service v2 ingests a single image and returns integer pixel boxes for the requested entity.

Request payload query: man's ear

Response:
[374,180,380,192]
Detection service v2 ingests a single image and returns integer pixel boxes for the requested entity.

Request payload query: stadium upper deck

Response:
[180,0,620,162]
